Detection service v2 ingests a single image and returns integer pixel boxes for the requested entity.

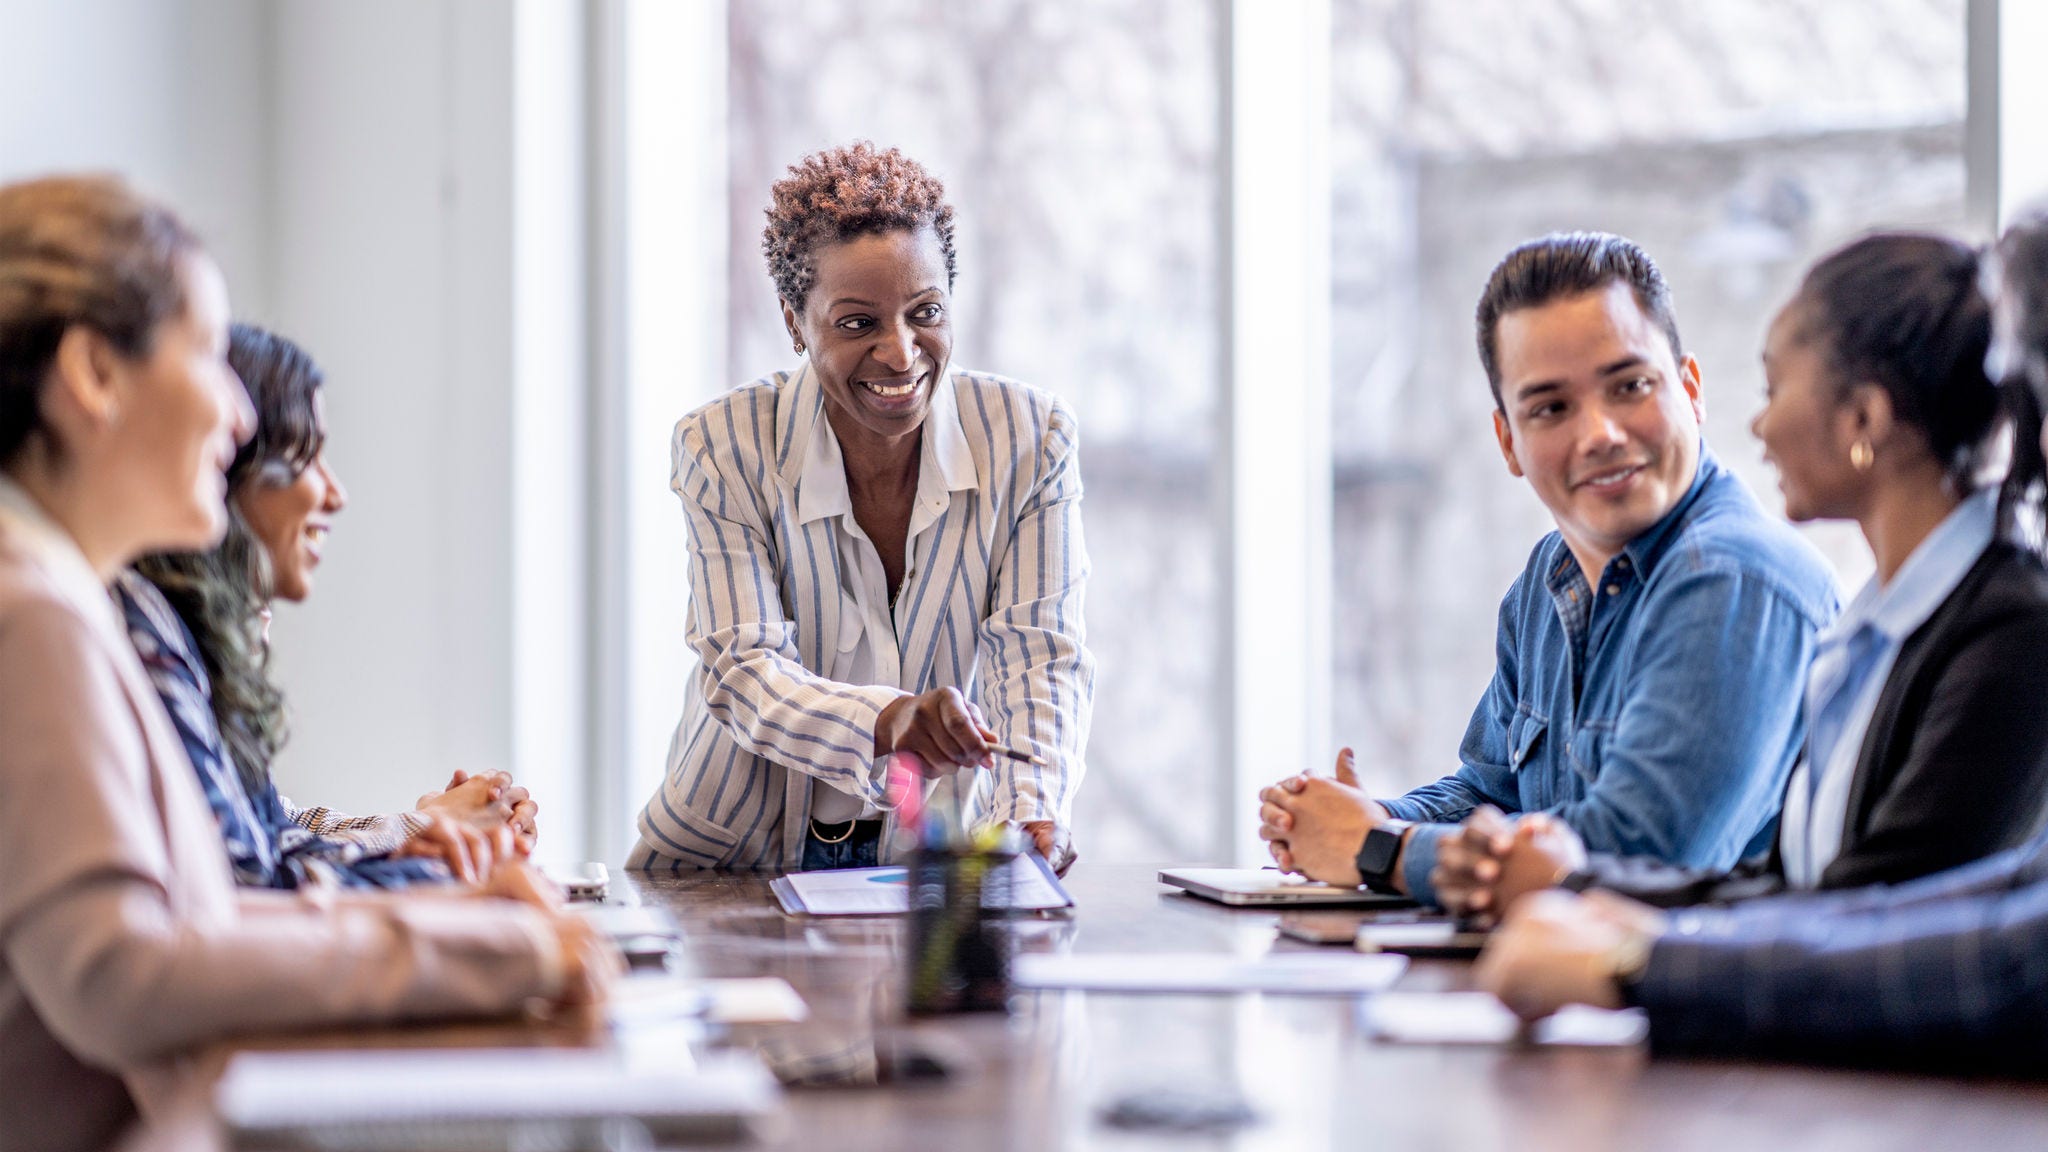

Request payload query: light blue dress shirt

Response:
[1780,487,1999,888]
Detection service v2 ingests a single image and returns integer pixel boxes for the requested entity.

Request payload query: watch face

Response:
[1357,827,1402,877]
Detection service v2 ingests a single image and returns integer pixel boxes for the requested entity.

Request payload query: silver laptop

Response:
[1158,867,1418,908]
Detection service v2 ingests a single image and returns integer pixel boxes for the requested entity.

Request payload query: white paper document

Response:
[1012,951,1409,994]
[609,974,811,1026]
[770,855,1073,916]
[216,1048,780,1136]
[1364,991,1648,1046]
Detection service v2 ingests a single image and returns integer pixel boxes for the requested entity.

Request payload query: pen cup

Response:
[904,844,1015,1015]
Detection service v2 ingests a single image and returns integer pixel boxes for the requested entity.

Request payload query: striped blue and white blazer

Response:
[629,364,1095,870]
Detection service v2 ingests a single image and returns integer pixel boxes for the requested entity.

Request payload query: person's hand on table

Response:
[417,769,515,828]
[1474,889,1667,1020]
[876,687,995,773]
[1492,813,1586,917]
[494,776,538,853]
[1257,748,1390,886]
[546,913,621,1009]
[1435,808,1586,926]
[1020,819,1077,876]
[478,858,566,911]
[393,812,506,883]
[1432,804,1516,921]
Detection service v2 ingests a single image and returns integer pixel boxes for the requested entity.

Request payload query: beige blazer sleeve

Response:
[0,564,558,1127]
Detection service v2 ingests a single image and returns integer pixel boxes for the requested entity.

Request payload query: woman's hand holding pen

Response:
[878,689,1077,873]
[876,687,996,772]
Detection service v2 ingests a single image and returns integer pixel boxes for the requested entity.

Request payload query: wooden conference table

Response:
[167,863,2048,1151]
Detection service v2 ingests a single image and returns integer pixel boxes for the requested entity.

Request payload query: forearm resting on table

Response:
[14,884,559,1069]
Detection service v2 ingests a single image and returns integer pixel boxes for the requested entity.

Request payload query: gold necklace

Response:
[810,817,857,844]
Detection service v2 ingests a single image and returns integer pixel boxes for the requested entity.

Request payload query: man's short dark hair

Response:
[1475,232,1684,408]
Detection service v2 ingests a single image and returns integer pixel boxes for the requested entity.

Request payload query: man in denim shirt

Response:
[1260,232,1838,907]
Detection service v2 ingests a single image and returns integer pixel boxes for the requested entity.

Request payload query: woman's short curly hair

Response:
[762,141,956,311]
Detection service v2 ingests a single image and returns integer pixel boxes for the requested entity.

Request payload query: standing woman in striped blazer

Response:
[630,142,1095,874]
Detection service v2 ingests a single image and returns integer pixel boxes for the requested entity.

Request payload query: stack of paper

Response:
[1012,951,1408,994]
[216,1047,780,1145]
[608,974,811,1026]
[1364,991,1648,1046]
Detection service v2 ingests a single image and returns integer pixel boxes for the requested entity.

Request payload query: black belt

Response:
[808,817,883,845]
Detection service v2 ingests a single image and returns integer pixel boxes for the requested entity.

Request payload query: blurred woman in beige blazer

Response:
[0,175,616,1152]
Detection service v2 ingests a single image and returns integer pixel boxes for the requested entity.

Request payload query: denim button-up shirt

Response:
[1382,448,1840,903]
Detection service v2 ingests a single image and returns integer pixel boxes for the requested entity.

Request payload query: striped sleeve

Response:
[978,395,1095,824]
[672,398,904,800]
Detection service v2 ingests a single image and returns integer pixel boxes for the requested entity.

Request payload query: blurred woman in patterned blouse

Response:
[123,322,538,888]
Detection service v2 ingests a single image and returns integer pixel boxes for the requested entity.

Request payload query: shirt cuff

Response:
[1399,822,1450,905]
[1625,910,1750,1054]
[848,687,915,807]
[1377,795,1430,823]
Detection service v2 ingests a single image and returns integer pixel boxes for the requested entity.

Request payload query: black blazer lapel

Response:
[1838,549,1999,848]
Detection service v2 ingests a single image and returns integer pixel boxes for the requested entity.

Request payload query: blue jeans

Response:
[799,820,882,871]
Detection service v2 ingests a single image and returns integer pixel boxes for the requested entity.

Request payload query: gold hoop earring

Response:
[1850,440,1875,471]
[793,339,806,355]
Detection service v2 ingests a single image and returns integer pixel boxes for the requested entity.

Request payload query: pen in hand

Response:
[987,742,1047,767]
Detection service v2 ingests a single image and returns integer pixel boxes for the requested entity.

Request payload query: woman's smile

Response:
[856,372,928,412]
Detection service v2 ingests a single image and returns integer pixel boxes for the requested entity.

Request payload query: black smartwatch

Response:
[1353,819,1414,892]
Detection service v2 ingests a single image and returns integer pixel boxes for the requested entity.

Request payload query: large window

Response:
[1328,0,1969,799]
[615,0,1971,865]
[726,0,1228,863]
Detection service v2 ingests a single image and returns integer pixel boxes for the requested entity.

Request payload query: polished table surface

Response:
[173,863,2048,1150]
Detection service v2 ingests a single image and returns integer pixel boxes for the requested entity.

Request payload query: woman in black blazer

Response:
[1435,231,2048,918]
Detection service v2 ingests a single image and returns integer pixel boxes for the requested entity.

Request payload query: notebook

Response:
[768,854,1073,916]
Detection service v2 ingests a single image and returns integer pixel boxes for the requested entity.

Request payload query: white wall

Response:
[0,0,273,315]
[264,0,590,863]
[589,0,728,864]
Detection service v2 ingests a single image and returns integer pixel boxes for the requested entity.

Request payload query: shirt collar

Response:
[0,473,122,634]
[1826,486,1998,647]
[794,365,979,526]
[1617,441,1719,577]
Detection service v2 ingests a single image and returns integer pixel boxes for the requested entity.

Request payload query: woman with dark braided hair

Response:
[121,322,538,889]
